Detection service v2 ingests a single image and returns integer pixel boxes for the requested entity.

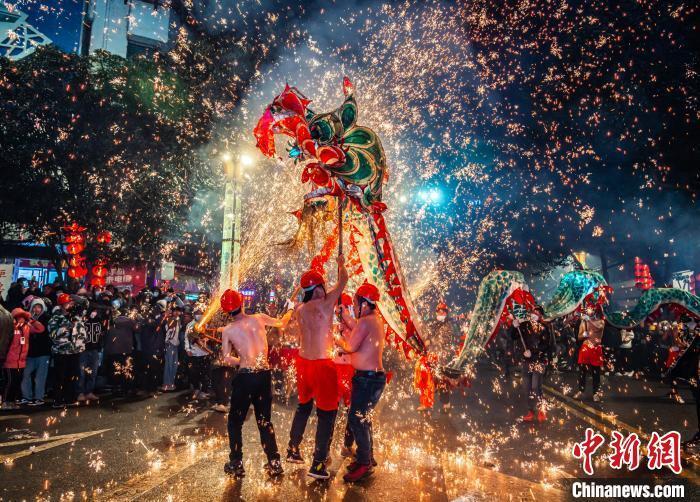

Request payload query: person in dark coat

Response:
[3,280,27,310]
[512,306,551,422]
[103,311,137,396]
[139,307,165,393]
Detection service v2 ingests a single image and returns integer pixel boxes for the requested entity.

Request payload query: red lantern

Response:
[66,242,85,255]
[96,231,112,244]
[65,233,85,244]
[61,223,86,234]
[91,265,107,278]
[68,256,85,268]
[91,276,106,287]
[67,266,87,279]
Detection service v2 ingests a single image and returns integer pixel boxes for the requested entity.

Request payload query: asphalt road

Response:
[1,364,698,501]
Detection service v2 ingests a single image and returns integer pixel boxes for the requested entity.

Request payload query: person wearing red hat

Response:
[219,288,289,479]
[335,282,386,482]
[287,254,348,480]
[48,293,87,408]
[418,301,460,412]
[2,309,43,409]
[573,308,605,403]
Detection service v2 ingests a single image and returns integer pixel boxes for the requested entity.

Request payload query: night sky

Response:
[11,1,83,53]
[7,0,699,305]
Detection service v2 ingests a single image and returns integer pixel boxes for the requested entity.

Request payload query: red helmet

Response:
[340,293,353,307]
[57,293,72,306]
[300,270,325,291]
[220,289,243,313]
[355,283,380,303]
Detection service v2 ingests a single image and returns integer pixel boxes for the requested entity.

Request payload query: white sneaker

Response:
[198,392,210,400]
[86,393,99,401]
[593,393,602,402]
[77,393,87,402]
[212,404,228,413]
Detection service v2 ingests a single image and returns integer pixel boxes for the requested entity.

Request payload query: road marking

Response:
[0,428,113,463]
[97,444,223,501]
[545,385,700,484]
[440,452,563,501]
[0,414,29,421]
[544,386,647,437]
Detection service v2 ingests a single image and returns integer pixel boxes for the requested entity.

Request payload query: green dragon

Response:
[445,269,700,377]
[254,79,700,372]
[255,77,426,355]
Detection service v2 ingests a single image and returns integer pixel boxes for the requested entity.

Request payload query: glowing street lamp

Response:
[417,187,442,205]
[219,152,253,291]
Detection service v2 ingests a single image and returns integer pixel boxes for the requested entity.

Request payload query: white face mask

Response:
[436,315,447,322]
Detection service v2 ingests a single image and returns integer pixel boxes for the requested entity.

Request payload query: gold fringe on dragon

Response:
[252,78,700,385]
[254,77,427,359]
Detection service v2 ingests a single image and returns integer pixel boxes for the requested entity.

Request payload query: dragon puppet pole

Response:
[515,324,531,359]
[338,200,343,258]
[337,199,343,310]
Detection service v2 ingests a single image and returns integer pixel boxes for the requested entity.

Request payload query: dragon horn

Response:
[343,76,354,96]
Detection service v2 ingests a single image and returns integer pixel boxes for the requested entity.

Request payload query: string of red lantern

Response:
[91,231,112,287]
[62,223,88,279]
[634,257,655,290]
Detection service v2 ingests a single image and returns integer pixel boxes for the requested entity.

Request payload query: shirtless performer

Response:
[335,283,386,482]
[287,254,348,480]
[219,289,287,479]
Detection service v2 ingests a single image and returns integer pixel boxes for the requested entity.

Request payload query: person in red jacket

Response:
[2,308,43,409]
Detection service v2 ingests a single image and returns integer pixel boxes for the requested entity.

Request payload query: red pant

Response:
[578,341,603,367]
[278,347,299,371]
[336,363,354,407]
[666,347,680,369]
[296,357,338,411]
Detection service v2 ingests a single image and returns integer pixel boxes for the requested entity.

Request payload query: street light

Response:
[219,152,250,292]
[417,187,442,205]
[240,154,253,167]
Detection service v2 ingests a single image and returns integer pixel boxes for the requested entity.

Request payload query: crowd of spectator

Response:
[0,277,236,411]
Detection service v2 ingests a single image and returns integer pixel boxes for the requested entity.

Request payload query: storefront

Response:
[105,264,148,292]
[10,258,60,286]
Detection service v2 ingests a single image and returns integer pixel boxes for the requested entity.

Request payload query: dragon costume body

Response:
[253,78,700,378]
[445,268,700,376]
[254,78,425,356]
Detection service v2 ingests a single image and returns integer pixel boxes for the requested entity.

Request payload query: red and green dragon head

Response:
[254,77,387,213]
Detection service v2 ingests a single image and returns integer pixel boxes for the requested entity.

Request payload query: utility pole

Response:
[219,153,250,292]
[219,154,236,291]
[231,160,242,291]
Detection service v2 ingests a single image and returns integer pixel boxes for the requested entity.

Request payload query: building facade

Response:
[0,5,52,60]
[80,0,177,58]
